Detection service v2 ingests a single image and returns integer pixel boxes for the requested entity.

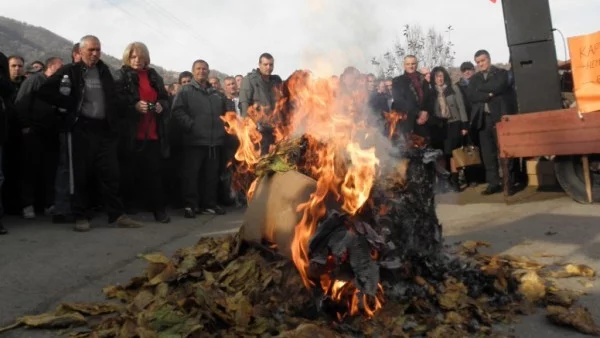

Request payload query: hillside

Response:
[0,16,227,83]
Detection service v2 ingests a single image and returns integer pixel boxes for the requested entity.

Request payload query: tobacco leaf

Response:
[57,303,123,316]
[459,240,491,255]
[545,264,596,278]
[545,289,579,307]
[518,271,546,303]
[437,280,468,310]
[7,312,87,330]
[502,255,545,270]
[148,304,188,331]
[132,290,156,311]
[276,323,341,337]
[102,285,130,302]
[177,255,198,275]
[140,253,172,264]
[547,305,600,336]
[148,263,178,285]
[427,325,461,338]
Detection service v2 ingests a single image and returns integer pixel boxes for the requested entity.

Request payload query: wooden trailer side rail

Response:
[496,108,600,159]
[496,108,600,202]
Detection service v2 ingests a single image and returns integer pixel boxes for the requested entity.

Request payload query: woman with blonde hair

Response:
[114,41,171,223]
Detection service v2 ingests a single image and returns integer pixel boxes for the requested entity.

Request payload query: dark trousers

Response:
[54,132,71,216]
[464,130,486,184]
[165,145,184,208]
[182,145,220,209]
[479,114,515,187]
[71,118,123,221]
[218,135,238,205]
[121,140,165,211]
[0,146,4,219]
[21,130,58,209]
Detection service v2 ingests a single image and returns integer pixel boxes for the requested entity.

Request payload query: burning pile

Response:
[2,70,600,337]
[224,69,447,320]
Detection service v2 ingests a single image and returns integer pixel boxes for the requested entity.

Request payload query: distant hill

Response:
[0,16,228,83]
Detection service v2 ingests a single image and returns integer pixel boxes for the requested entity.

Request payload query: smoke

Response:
[299,0,383,77]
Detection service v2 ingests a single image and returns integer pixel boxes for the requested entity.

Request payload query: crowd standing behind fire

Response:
[0,34,522,235]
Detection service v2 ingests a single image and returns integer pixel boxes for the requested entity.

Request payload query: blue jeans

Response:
[54,133,71,216]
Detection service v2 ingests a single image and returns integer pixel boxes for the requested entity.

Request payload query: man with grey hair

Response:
[38,35,143,231]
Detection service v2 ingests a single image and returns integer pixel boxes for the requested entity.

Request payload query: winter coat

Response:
[14,72,58,131]
[37,60,120,132]
[171,80,227,147]
[238,69,282,118]
[467,66,514,130]
[113,65,170,158]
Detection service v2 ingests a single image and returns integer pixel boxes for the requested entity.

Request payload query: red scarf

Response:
[407,72,423,104]
[136,69,158,141]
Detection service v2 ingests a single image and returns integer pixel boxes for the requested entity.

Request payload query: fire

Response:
[225,70,391,318]
[383,111,405,140]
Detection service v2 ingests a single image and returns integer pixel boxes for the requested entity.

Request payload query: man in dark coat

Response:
[171,59,228,218]
[467,50,516,195]
[0,52,11,234]
[37,35,143,231]
[14,56,64,219]
[391,55,433,141]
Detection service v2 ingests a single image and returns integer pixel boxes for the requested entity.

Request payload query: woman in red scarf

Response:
[115,42,171,223]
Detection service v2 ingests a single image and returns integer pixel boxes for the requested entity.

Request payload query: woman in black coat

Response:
[114,42,171,223]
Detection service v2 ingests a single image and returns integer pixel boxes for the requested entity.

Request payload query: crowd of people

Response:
[0,34,521,235]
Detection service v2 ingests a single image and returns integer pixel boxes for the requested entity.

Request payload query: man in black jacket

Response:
[0,52,11,234]
[15,56,64,219]
[37,35,143,231]
[391,55,433,140]
[172,59,227,218]
[467,50,515,195]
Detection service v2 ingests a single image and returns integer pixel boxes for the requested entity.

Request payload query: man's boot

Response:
[74,218,91,232]
[114,215,144,228]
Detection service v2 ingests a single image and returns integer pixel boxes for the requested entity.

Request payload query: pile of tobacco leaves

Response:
[2,138,600,337]
[2,231,600,337]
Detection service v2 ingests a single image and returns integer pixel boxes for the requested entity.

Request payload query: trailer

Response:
[497,107,600,203]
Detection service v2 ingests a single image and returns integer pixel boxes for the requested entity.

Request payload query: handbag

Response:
[452,135,482,168]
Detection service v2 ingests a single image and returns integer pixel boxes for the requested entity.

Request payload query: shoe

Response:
[44,205,56,216]
[201,205,226,215]
[468,182,478,188]
[22,205,36,219]
[0,222,7,235]
[154,210,171,223]
[184,207,196,219]
[481,185,503,195]
[115,215,144,228]
[53,214,76,224]
[74,218,91,232]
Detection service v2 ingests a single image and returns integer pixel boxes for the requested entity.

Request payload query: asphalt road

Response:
[0,193,599,337]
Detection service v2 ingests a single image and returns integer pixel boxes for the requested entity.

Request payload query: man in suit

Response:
[391,55,433,141]
[467,50,515,195]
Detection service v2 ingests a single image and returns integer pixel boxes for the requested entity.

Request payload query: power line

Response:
[137,0,218,50]
[102,0,186,48]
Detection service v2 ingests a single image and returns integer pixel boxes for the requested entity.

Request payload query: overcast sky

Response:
[3,0,598,77]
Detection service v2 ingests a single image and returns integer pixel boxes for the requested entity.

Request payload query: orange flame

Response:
[224,70,389,318]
